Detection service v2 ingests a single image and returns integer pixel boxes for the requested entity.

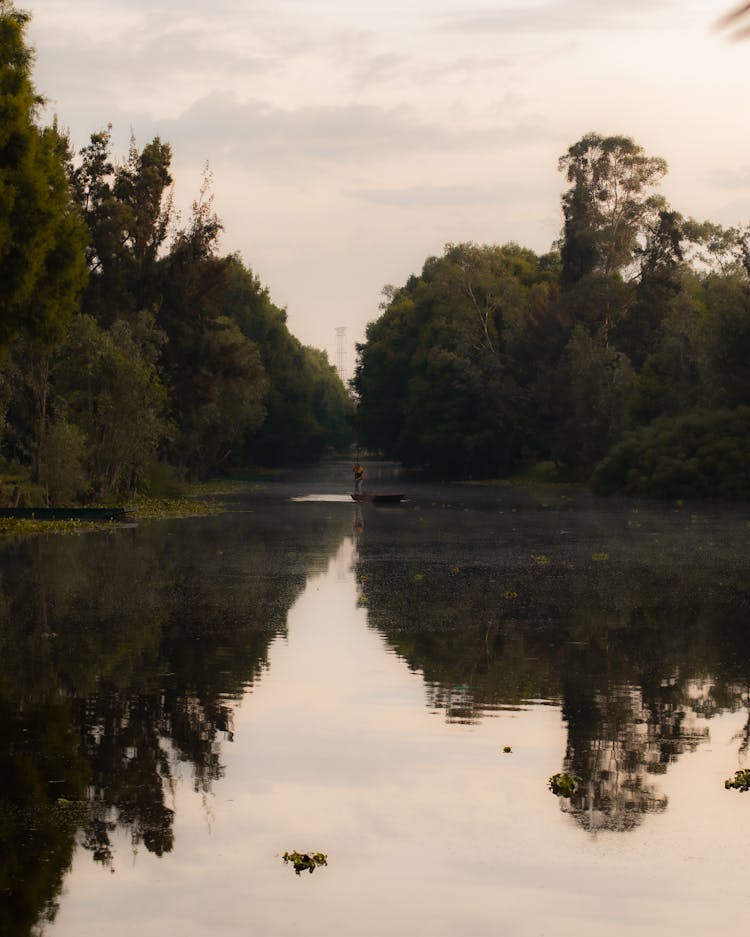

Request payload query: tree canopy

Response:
[0,3,87,347]
[354,133,750,498]
[0,2,354,501]
[2,0,748,502]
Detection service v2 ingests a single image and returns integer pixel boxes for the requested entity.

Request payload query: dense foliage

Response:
[354,133,750,498]
[0,4,353,503]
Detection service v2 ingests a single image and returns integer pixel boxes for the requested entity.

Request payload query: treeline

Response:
[354,134,750,499]
[0,4,352,504]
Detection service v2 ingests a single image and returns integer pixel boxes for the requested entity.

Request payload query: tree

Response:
[559,133,668,284]
[220,256,353,465]
[71,127,173,325]
[551,325,634,473]
[354,243,561,475]
[156,185,267,476]
[53,312,169,496]
[0,3,87,347]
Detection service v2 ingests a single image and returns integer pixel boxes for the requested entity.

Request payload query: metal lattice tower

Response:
[335,326,347,381]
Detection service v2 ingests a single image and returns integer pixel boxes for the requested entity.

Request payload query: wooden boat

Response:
[0,507,128,521]
[351,492,403,504]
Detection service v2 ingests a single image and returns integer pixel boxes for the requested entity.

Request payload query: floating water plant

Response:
[283,851,328,875]
[724,769,750,792]
[548,772,578,798]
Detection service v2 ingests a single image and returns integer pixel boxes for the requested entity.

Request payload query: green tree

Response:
[354,243,561,475]
[71,127,173,325]
[156,188,267,476]
[0,3,87,347]
[559,133,668,284]
[552,325,634,473]
[220,256,353,465]
[53,313,169,496]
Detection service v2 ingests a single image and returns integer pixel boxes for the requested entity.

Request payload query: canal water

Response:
[2,464,750,936]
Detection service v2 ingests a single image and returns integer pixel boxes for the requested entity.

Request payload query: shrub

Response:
[590,407,750,499]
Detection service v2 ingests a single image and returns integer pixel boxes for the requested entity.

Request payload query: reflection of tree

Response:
[0,688,87,937]
[0,501,350,933]
[356,504,750,832]
[560,676,708,832]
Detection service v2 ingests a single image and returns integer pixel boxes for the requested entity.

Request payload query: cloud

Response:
[347,182,546,208]
[434,0,675,35]
[33,21,280,91]
[705,165,750,189]
[150,93,553,171]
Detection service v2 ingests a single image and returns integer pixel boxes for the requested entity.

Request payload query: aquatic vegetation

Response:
[548,772,578,798]
[283,851,328,875]
[724,769,750,792]
[129,495,221,519]
[0,518,115,539]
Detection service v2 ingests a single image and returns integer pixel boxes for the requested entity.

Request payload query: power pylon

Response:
[335,326,347,381]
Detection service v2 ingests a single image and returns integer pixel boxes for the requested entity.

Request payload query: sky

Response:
[23,0,750,375]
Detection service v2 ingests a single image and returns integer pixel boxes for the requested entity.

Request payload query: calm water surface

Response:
[2,464,750,936]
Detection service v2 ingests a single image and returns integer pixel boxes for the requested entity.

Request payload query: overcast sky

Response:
[25,0,750,373]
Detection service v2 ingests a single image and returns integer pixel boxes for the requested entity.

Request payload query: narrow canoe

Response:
[0,507,128,521]
[350,492,404,504]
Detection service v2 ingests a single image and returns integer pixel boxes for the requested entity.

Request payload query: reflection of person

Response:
[353,462,365,494]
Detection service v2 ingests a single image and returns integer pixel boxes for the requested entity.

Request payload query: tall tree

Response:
[156,182,267,476]
[0,2,87,347]
[70,127,173,325]
[559,133,668,284]
[220,256,353,465]
[558,134,669,351]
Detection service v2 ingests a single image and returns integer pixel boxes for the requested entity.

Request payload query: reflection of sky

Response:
[50,535,750,937]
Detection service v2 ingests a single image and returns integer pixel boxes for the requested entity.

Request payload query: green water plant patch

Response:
[724,769,750,792]
[548,772,578,798]
[282,851,328,875]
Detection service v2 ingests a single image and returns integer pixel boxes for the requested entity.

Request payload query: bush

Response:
[38,420,88,504]
[590,407,750,499]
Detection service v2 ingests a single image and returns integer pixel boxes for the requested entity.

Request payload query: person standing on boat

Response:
[353,461,365,495]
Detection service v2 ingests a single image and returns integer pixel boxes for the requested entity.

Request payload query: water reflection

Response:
[353,494,750,833]
[0,503,351,936]
[2,479,750,936]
